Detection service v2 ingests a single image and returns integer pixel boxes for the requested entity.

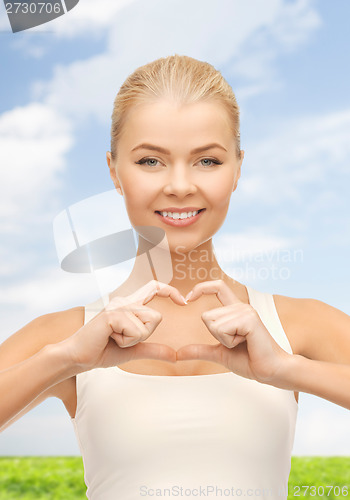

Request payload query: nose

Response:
[162,163,197,197]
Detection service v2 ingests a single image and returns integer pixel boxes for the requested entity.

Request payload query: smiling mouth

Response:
[155,208,205,220]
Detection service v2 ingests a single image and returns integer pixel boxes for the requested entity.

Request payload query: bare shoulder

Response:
[0,306,85,371]
[273,294,350,362]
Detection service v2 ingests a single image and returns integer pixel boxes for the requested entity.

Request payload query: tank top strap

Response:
[245,285,294,355]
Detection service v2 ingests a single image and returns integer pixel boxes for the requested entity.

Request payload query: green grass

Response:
[0,457,86,499]
[288,457,350,499]
[0,456,349,499]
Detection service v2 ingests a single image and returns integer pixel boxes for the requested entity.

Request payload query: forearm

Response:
[278,354,350,410]
[0,344,77,431]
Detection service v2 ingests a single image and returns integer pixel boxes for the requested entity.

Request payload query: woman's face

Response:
[106,99,244,254]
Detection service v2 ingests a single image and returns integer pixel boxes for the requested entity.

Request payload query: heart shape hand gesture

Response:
[66,278,292,386]
[177,280,293,385]
[63,280,185,372]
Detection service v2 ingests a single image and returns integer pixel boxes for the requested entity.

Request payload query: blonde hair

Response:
[110,54,241,160]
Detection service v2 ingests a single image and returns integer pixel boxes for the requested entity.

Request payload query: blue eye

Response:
[135,157,223,168]
[136,157,160,167]
[200,158,222,167]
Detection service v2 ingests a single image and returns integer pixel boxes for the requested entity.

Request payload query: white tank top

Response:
[71,285,298,500]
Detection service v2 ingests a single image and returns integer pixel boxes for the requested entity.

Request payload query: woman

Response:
[1,54,350,500]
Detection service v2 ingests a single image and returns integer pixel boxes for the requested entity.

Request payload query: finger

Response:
[106,284,185,311]
[108,304,163,347]
[105,296,129,311]
[204,314,242,348]
[176,343,224,365]
[108,302,162,329]
[125,280,187,307]
[232,335,246,347]
[122,341,177,364]
[202,308,253,346]
[131,306,162,335]
[185,280,242,306]
[201,304,242,322]
[109,312,150,347]
[140,280,187,306]
[123,279,162,304]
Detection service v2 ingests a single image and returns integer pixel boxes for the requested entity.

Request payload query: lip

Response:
[155,208,205,227]
[156,206,204,212]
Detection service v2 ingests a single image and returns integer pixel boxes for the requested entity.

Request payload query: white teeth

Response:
[159,210,200,219]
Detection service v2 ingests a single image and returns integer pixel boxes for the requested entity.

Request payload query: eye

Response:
[199,158,223,167]
[135,157,160,167]
[135,157,223,168]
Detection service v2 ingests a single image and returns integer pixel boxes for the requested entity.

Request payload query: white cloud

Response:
[214,229,294,263]
[30,0,321,124]
[66,0,136,36]
[0,103,73,230]
[48,0,137,38]
[237,108,350,206]
[0,261,135,344]
[1,0,136,36]
[9,0,319,48]
[212,229,301,286]
[32,53,122,124]
[0,104,74,334]
[267,0,322,50]
[0,266,94,312]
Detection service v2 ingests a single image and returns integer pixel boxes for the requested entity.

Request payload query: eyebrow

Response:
[131,143,227,155]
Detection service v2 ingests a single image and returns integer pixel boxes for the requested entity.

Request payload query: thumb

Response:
[123,341,177,364]
[176,343,223,364]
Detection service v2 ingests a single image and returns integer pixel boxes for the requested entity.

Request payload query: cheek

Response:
[123,191,147,214]
[120,171,149,205]
[122,180,154,219]
[207,175,235,209]
[121,168,156,192]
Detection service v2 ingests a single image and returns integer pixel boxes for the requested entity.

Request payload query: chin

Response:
[169,237,209,254]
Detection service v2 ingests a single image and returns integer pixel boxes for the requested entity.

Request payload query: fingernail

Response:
[185,291,193,301]
[180,294,188,304]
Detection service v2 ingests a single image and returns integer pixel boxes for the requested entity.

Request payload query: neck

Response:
[117,235,231,297]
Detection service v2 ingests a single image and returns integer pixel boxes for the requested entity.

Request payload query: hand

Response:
[176,280,292,385]
[59,280,186,373]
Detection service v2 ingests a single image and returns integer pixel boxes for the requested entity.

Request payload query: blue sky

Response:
[0,0,349,456]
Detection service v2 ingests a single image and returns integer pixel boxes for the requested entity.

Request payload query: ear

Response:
[232,150,244,193]
[106,151,123,195]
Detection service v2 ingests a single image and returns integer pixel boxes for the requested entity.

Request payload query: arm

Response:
[0,280,183,431]
[274,295,350,410]
[0,307,84,432]
[275,354,350,410]
[0,343,76,431]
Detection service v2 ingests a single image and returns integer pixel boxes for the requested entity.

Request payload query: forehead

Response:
[118,99,233,152]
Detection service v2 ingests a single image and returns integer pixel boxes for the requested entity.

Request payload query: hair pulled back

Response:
[110,54,241,160]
